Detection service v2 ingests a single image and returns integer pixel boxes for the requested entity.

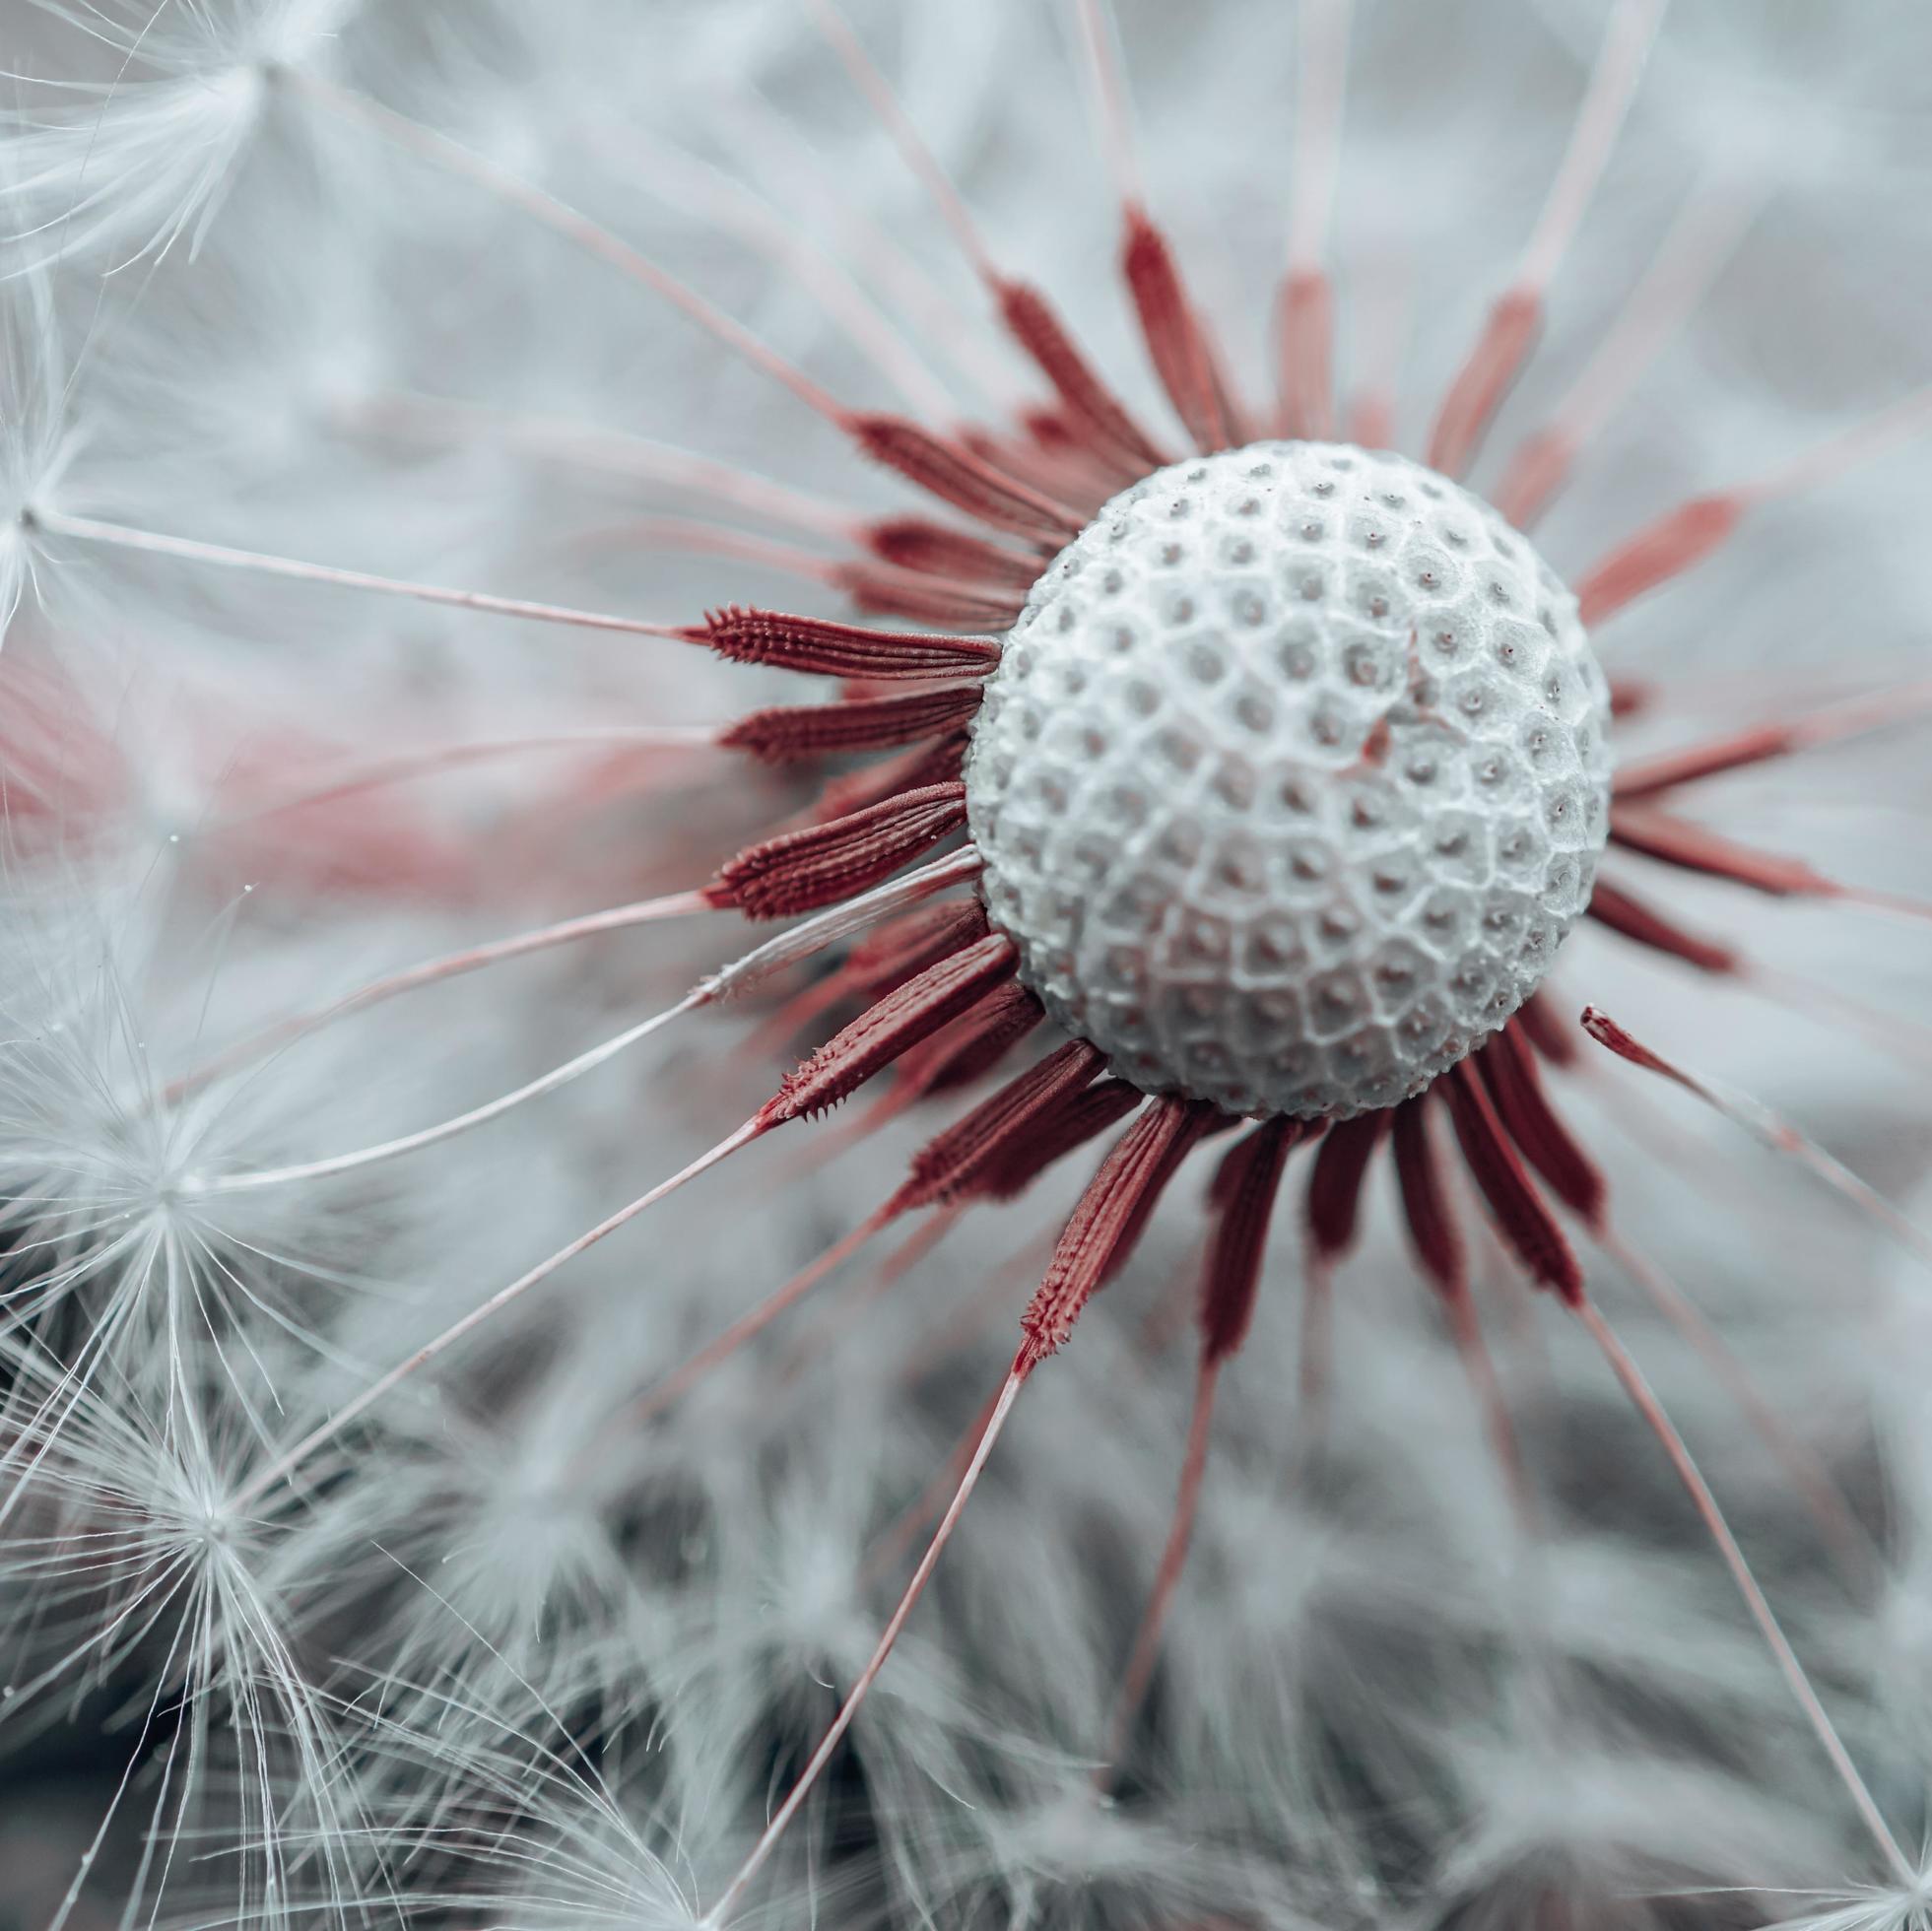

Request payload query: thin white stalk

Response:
[1285,0,1353,275]
[339,390,867,544]
[700,1362,1030,1926]
[1546,171,1760,447]
[27,506,687,640]
[1577,1299,1913,1888]
[1070,0,1144,208]
[600,123,962,424]
[194,851,983,1192]
[286,68,848,427]
[1582,1007,1932,1270]
[196,990,705,1194]
[210,727,725,829]
[1748,383,1932,503]
[235,1115,769,1508]
[701,848,984,1001]
[802,0,1000,281]
[1517,0,1671,294]
[171,889,720,1101]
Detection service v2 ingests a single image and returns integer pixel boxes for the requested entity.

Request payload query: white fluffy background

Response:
[1,3,1930,1927]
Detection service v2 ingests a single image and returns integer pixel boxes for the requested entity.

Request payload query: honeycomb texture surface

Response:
[965,441,1614,1118]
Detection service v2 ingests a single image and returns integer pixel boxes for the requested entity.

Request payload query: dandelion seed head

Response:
[0,265,78,638]
[0,885,261,1344]
[6,0,364,271]
[0,1335,366,1931]
[967,441,1611,1118]
[1758,1871,1932,1931]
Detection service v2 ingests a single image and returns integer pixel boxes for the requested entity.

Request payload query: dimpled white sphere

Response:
[965,441,1614,1118]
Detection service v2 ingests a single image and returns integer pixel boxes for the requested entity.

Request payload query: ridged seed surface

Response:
[965,441,1614,1118]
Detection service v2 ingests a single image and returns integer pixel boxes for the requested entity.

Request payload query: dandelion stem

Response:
[234,1115,770,1508]
[1749,383,1932,503]
[720,86,1022,409]
[702,850,985,1003]
[1743,966,1932,1086]
[1290,1256,1335,1478]
[1346,255,1414,451]
[1442,1283,1539,1533]
[803,0,1000,283]
[25,506,688,640]
[791,1205,966,1390]
[569,515,843,580]
[802,0,1164,475]
[701,1359,1030,1928]
[1575,1298,1914,1888]
[1609,803,1932,921]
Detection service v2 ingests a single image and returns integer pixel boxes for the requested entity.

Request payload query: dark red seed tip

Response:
[1304,1111,1391,1261]
[1390,1099,1465,1301]
[713,782,968,921]
[899,1038,1105,1210]
[1580,1006,1674,1084]
[1198,1118,1298,1364]
[719,686,984,766]
[1442,1062,1583,1302]
[845,413,1081,545]
[1575,493,1745,629]
[768,931,1019,1125]
[1586,879,1740,976]
[1477,1025,1607,1227]
[1020,1099,1216,1360]
[698,604,1000,680]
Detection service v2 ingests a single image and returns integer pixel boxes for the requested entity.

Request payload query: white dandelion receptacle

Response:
[966,442,1615,1118]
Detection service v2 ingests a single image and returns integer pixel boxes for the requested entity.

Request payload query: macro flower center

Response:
[965,440,1615,1118]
